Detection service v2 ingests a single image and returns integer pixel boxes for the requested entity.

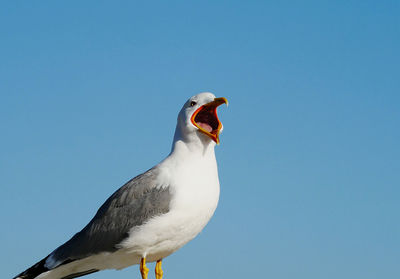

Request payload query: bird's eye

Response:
[190,101,197,107]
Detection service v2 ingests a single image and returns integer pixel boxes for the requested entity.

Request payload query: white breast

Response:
[119,143,220,263]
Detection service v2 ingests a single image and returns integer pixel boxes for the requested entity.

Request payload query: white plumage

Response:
[15,92,227,279]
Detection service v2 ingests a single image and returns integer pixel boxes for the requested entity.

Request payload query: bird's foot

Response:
[155,259,163,279]
[140,258,149,279]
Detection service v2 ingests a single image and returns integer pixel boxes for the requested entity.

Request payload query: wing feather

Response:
[45,168,171,269]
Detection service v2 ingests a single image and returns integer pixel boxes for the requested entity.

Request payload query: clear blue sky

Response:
[1,1,399,279]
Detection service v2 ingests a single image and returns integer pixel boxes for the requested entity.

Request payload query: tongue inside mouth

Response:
[197,122,213,133]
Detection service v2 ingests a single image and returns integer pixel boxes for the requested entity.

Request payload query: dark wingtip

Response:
[14,256,50,279]
[13,255,99,279]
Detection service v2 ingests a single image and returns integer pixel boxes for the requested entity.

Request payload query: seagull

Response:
[14,92,228,279]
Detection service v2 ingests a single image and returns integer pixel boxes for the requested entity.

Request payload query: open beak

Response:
[190,97,228,144]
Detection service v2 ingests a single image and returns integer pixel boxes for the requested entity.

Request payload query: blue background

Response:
[1,1,399,278]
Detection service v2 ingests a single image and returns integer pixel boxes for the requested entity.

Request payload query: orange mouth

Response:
[190,97,228,144]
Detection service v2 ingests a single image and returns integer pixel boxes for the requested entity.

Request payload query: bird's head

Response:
[176,92,228,145]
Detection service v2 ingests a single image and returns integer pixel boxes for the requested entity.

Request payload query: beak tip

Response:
[214,97,229,107]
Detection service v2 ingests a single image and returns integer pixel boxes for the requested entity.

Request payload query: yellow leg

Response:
[140,258,149,279]
[155,259,163,279]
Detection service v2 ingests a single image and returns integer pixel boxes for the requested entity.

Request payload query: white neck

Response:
[170,122,216,157]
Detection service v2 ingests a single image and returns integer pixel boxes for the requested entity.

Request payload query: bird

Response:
[14,92,228,279]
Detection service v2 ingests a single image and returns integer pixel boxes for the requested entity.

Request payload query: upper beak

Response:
[209,97,229,107]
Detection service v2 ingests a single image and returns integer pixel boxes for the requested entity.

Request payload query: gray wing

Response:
[45,167,171,269]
